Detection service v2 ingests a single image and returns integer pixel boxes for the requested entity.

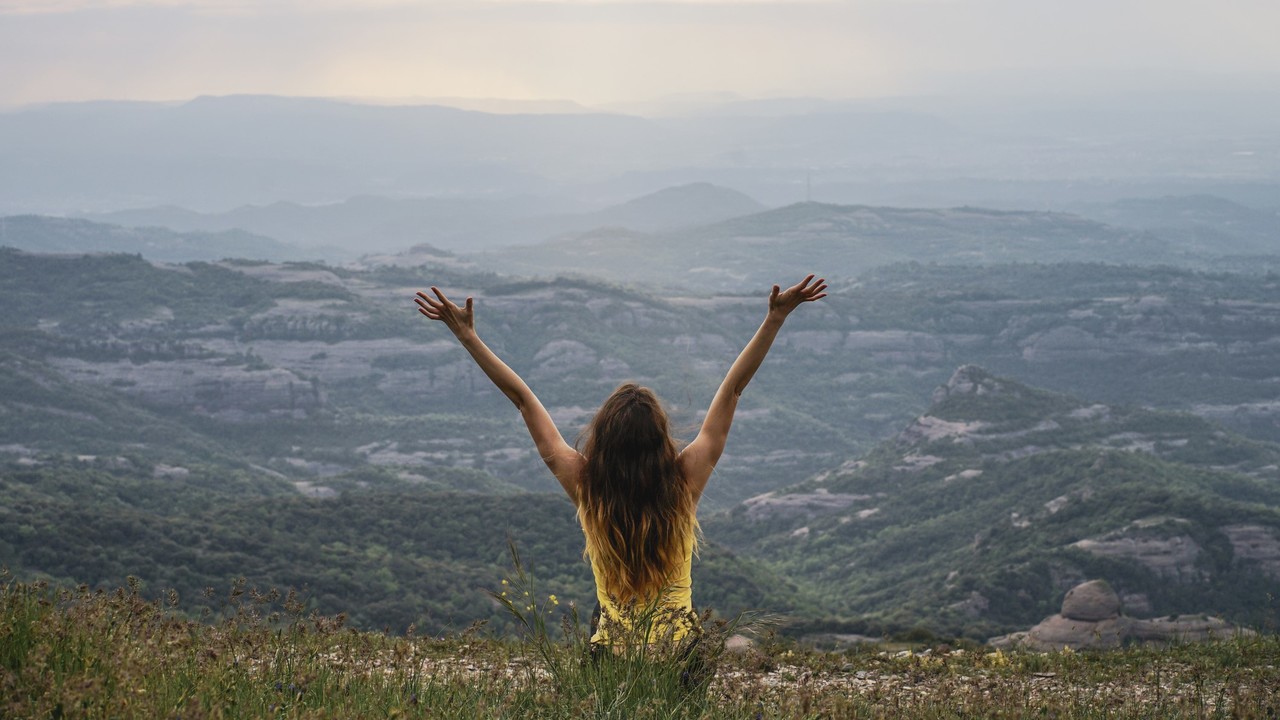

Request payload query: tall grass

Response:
[2,565,1278,718]
[486,540,753,717]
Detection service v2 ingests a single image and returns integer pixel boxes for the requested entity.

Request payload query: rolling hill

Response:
[82,183,764,257]
[0,215,306,262]
[483,202,1197,291]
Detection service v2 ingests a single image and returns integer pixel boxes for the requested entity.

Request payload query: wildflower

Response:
[985,650,1009,667]
[549,594,559,605]
[502,579,509,586]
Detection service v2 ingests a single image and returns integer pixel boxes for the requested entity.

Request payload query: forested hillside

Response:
[707,367,1280,639]
[1,458,805,634]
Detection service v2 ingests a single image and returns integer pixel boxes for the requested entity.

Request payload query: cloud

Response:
[1,0,1275,107]
[0,0,848,14]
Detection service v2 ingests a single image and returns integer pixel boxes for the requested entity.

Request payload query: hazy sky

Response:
[1,0,1277,109]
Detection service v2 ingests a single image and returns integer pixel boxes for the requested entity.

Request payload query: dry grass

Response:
[2,570,1277,719]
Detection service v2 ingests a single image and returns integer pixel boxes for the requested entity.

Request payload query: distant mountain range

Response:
[0,95,667,212]
[76,183,764,255]
[0,215,308,262]
[5,94,1277,215]
[481,200,1269,290]
[1073,194,1280,256]
[7,190,1274,273]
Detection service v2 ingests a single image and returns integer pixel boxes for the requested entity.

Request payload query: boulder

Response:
[1060,579,1121,621]
[1019,614,1126,652]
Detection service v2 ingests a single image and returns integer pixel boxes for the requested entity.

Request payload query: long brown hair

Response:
[577,383,700,603]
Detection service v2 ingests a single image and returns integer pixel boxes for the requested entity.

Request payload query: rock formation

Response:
[989,579,1252,651]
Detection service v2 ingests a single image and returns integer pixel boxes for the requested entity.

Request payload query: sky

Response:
[1,0,1278,109]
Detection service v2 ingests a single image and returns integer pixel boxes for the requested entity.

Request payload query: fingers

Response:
[796,277,826,296]
[782,276,826,295]
[415,288,453,321]
[783,274,817,296]
[415,291,443,310]
[414,296,442,315]
[774,275,827,306]
[416,287,477,325]
[415,298,442,319]
[431,286,451,306]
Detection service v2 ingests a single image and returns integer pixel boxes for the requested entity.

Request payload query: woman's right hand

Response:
[415,287,475,339]
[768,274,827,319]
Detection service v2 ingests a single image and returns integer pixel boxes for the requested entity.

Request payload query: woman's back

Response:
[577,384,697,601]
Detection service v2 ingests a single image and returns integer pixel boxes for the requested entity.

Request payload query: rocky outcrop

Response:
[897,415,988,444]
[1222,524,1280,579]
[529,340,599,381]
[1018,325,1114,362]
[200,337,451,382]
[743,489,871,522]
[989,580,1252,651]
[930,365,1002,404]
[49,357,323,419]
[842,331,945,364]
[1069,522,1205,581]
[999,614,1128,651]
[1126,616,1245,644]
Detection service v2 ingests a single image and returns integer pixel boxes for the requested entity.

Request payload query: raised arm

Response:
[415,287,582,501]
[680,275,827,499]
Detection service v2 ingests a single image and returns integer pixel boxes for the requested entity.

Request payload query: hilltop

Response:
[0,215,306,263]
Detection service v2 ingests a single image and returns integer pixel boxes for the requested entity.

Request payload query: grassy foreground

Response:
[2,573,1278,719]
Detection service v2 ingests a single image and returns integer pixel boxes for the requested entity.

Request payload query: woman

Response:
[414,275,827,648]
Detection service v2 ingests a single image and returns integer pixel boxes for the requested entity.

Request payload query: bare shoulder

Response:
[678,445,714,500]
[550,448,585,503]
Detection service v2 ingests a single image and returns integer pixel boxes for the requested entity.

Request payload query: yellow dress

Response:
[588,531,697,645]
